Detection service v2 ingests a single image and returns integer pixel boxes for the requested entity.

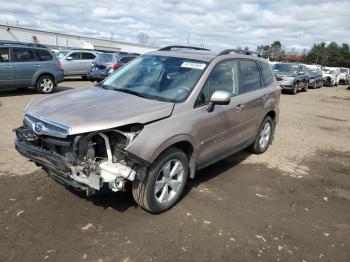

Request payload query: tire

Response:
[81,76,88,81]
[291,83,298,95]
[302,81,308,92]
[36,75,55,94]
[132,148,189,213]
[249,116,274,154]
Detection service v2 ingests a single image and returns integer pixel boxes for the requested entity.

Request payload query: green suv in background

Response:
[0,41,64,93]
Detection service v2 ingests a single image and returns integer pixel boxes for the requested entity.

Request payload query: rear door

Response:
[80,52,96,75]
[235,59,264,142]
[0,47,15,89]
[12,47,37,88]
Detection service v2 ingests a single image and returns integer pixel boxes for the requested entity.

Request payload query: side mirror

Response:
[66,56,73,61]
[207,90,231,112]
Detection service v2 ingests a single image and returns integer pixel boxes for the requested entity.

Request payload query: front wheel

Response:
[132,148,188,213]
[36,75,55,94]
[291,83,298,94]
[249,116,274,154]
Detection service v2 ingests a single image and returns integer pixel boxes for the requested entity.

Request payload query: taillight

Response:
[111,64,121,70]
[55,60,61,69]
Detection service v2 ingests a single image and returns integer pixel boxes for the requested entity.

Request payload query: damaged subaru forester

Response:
[15,46,280,213]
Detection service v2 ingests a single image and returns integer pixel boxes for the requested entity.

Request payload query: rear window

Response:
[258,61,274,87]
[0,48,10,63]
[36,49,53,61]
[12,48,36,62]
[96,53,115,63]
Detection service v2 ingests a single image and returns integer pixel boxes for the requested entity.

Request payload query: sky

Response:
[0,0,349,51]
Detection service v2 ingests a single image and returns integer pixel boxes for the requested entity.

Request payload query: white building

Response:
[0,24,157,54]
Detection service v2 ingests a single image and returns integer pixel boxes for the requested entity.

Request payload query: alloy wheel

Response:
[259,122,271,150]
[39,78,54,93]
[154,159,184,204]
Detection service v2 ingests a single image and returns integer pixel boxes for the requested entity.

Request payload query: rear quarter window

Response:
[36,49,53,61]
[258,61,274,87]
[0,48,10,63]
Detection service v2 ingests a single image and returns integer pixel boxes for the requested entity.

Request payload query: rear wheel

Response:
[132,148,188,213]
[249,116,273,154]
[36,75,55,94]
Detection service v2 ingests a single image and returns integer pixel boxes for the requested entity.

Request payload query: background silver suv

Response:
[0,41,64,93]
[15,46,280,213]
[56,50,100,79]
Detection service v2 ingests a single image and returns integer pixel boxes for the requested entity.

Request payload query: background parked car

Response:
[0,41,64,93]
[56,50,100,79]
[273,63,309,94]
[87,52,139,82]
[308,69,323,88]
[339,67,349,84]
[322,68,338,87]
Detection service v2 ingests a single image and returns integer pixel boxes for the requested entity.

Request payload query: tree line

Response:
[255,41,350,67]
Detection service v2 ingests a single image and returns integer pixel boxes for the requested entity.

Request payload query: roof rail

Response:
[0,40,47,48]
[159,45,211,51]
[218,49,261,57]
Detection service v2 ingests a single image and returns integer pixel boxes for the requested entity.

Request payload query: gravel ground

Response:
[0,82,349,262]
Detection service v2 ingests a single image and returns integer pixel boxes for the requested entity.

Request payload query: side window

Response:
[81,52,96,60]
[0,48,10,63]
[196,59,239,107]
[120,56,135,64]
[36,49,53,61]
[69,52,81,60]
[12,48,36,62]
[258,61,274,87]
[238,60,261,93]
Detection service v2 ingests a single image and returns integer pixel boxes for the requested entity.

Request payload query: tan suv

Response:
[15,46,280,213]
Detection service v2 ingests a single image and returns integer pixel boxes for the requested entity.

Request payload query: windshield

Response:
[273,64,299,75]
[95,53,116,63]
[102,55,207,102]
[55,51,68,59]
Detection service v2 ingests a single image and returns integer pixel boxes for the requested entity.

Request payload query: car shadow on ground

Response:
[68,150,252,213]
[0,85,74,97]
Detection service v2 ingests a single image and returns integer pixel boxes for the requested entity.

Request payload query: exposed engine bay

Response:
[15,115,149,195]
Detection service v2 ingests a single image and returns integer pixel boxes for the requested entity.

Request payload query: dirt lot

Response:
[0,82,349,262]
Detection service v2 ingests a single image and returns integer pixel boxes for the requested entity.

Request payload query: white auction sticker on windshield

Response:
[181,62,206,70]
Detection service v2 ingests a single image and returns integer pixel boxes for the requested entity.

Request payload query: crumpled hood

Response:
[25,86,174,135]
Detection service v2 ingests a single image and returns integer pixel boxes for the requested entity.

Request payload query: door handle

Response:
[34,64,41,67]
[4,65,13,68]
[235,104,245,112]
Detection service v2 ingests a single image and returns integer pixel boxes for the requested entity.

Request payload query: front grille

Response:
[24,114,70,138]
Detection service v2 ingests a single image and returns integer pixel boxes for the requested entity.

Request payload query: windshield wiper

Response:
[114,88,149,99]
[95,82,107,89]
